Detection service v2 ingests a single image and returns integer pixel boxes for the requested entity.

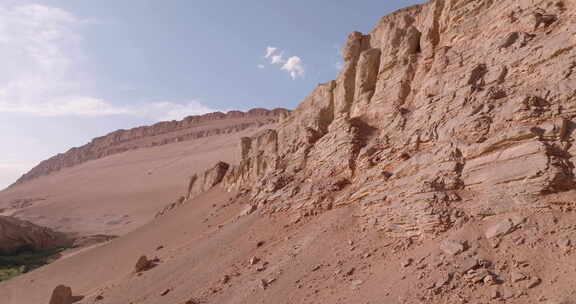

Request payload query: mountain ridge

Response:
[11,108,289,187]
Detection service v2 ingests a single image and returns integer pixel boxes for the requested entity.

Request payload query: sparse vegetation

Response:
[0,247,67,282]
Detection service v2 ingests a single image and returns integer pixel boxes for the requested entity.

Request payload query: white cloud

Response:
[270,54,284,65]
[0,3,215,122]
[264,46,277,58]
[260,46,305,79]
[281,56,305,79]
[0,97,215,121]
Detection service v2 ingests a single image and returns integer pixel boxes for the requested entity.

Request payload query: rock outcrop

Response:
[193,0,576,238]
[11,108,288,186]
[0,215,72,254]
[155,161,230,217]
[48,285,83,304]
[0,216,72,254]
[48,285,73,304]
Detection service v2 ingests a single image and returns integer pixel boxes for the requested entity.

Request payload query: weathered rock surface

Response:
[155,161,230,217]
[214,0,576,238]
[12,108,288,187]
[0,215,71,254]
[48,285,83,304]
[48,285,73,304]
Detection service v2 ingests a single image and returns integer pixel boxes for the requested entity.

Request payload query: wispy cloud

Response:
[257,64,265,69]
[0,3,214,122]
[270,54,285,65]
[260,46,305,79]
[264,46,277,59]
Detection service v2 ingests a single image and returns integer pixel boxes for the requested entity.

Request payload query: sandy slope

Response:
[0,124,271,237]
[3,184,573,304]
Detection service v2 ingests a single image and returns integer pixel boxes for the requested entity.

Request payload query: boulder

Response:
[48,285,72,304]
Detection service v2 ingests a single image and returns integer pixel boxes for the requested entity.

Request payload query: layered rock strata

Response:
[178,0,576,238]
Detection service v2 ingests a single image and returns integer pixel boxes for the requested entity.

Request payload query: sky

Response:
[0,0,426,189]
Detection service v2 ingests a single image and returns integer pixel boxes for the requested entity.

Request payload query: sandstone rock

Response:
[401,258,413,267]
[240,205,257,217]
[160,288,171,296]
[48,285,72,304]
[249,256,260,265]
[527,276,541,289]
[134,255,155,273]
[214,0,576,241]
[259,279,268,290]
[485,219,515,239]
[440,239,466,256]
[510,271,527,282]
[0,215,72,255]
[186,161,230,199]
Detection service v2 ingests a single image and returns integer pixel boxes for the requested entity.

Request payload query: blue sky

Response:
[0,0,425,189]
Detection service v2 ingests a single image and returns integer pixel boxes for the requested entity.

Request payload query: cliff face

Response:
[213,0,576,237]
[12,108,289,186]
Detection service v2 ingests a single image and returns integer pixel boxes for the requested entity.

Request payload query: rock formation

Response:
[48,285,73,304]
[155,161,230,217]
[11,108,288,186]
[48,285,83,304]
[176,0,576,239]
[0,215,72,254]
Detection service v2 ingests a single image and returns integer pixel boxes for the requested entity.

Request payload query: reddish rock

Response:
[0,216,71,254]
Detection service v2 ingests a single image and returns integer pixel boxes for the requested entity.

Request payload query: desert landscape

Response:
[2,0,576,303]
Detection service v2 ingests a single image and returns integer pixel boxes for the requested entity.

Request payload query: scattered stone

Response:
[49,285,73,304]
[260,279,268,290]
[249,256,260,265]
[511,271,527,282]
[440,239,466,256]
[464,269,490,283]
[527,277,542,289]
[401,258,413,267]
[311,265,321,271]
[485,219,515,239]
[156,245,164,251]
[95,294,104,301]
[160,288,171,296]
[483,274,496,285]
[256,241,265,247]
[256,264,267,272]
[436,272,452,287]
[240,205,257,216]
[345,267,355,276]
[557,238,571,250]
[222,275,231,284]
[134,255,155,273]
[351,280,363,287]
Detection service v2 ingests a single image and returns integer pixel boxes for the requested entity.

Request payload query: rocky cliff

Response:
[172,0,576,238]
[12,108,288,186]
[5,1,576,303]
